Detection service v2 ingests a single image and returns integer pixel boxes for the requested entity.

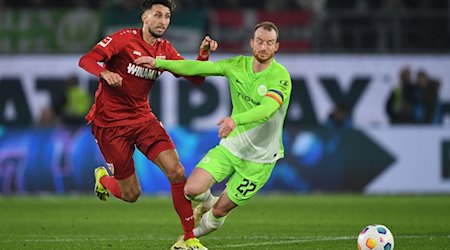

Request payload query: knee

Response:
[121,188,141,203]
[166,165,186,183]
[183,182,199,198]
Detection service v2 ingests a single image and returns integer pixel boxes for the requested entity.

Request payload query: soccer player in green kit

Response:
[134,21,291,246]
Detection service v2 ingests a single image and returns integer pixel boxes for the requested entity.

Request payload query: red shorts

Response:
[92,119,175,180]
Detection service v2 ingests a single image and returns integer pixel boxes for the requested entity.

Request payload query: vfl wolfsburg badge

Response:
[257,85,267,96]
[201,156,211,163]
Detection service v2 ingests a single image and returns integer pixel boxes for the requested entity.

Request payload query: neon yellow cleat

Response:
[170,236,186,250]
[193,196,219,225]
[185,237,208,250]
[170,236,208,250]
[94,166,109,201]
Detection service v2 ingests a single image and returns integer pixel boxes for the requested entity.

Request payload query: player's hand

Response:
[199,36,218,57]
[100,70,122,87]
[134,56,157,69]
[217,117,236,138]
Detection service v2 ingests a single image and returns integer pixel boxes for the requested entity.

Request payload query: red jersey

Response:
[79,28,206,127]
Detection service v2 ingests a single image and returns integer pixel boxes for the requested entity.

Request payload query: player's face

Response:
[142,4,171,38]
[250,28,279,64]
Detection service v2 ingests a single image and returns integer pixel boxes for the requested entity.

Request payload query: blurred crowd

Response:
[1,0,302,9]
[1,0,446,127]
[386,66,441,125]
[1,0,448,53]
[325,65,444,129]
[1,0,447,12]
[38,75,92,127]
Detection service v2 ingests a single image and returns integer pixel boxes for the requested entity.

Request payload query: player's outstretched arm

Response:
[156,59,222,77]
[133,56,157,69]
[134,57,223,77]
[134,37,218,84]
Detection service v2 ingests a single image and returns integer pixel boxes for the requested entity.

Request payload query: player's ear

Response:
[274,41,279,52]
[250,39,254,49]
[141,12,147,22]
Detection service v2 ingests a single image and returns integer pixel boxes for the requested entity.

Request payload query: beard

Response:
[253,50,273,64]
[148,27,163,38]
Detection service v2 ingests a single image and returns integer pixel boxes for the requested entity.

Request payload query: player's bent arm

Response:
[79,50,108,77]
[156,59,224,77]
[231,97,280,125]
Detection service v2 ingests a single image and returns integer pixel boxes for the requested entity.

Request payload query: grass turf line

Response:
[1,194,449,249]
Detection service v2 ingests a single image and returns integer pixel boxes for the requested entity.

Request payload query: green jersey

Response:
[157,55,292,163]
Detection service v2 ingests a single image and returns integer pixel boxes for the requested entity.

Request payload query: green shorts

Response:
[196,145,276,206]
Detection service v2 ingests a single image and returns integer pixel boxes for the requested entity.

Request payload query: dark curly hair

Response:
[142,0,176,13]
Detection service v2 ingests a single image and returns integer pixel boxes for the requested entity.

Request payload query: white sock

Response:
[193,210,225,237]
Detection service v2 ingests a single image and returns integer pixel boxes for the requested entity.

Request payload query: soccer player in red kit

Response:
[78,0,217,249]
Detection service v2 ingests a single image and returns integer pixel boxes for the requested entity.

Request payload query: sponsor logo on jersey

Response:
[127,63,161,80]
[235,79,244,84]
[98,36,112,47]
[278,80,289,90]
[236,92,260,105]
[184,215,194,221]
[156,55,166,59]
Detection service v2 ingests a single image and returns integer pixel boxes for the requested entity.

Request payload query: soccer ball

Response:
[357,224,394,250]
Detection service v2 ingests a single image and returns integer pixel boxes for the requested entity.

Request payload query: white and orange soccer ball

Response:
[357,224,394,250]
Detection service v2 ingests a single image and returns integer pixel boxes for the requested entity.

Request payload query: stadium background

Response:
[1,0,450,196]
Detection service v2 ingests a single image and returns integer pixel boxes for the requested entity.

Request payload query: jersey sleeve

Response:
[156,58,229,77]
[92,31,128,59]
[163,41,209,84]
[265,68,292,107]
[231,97,280,125]
[79,49,107,77]
[79,31,128,77]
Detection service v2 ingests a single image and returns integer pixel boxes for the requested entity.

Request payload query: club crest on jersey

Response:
[98,36,112,47]
[257,85,267,96]
[132,50,142,56]
[201,156,211,163]
[127,63,161,80]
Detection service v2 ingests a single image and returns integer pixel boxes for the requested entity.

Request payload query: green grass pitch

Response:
[1,194,449,249]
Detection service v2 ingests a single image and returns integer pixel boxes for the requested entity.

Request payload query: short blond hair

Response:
[254,21,279,39]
